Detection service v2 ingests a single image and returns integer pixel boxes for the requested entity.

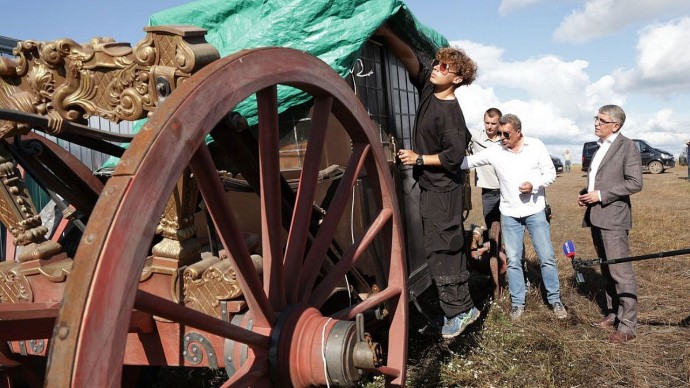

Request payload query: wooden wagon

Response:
[0,2,452,386]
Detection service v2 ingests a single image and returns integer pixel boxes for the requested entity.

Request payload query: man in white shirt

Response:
[470,108,505,297]
[462,113,566,320]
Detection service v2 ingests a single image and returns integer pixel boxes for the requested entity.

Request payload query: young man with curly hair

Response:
[376,25,479,339]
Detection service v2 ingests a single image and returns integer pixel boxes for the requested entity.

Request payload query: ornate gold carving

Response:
[183,256,244,318]
[152,170,201,266]
[0,26,220,137]
[0,146,61,262]
[0,261,33,303]
[19,253,72,282]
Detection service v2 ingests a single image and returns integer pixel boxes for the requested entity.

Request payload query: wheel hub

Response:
[269,305,364,387]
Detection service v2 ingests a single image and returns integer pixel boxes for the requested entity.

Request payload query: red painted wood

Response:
[310,208,393,308]
[46,47,408,387]
[256,86,286,310]
[0,303,58,341]
[298,143,370,300]
[283,96,332,304]
[191,146,276,328]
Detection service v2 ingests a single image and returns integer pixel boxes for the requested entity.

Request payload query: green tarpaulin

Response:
[100,0,447,170]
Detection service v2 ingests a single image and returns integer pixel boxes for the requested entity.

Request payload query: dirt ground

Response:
[403,164,690,387]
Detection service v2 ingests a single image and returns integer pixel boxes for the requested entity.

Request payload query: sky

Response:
[3,0,690,162]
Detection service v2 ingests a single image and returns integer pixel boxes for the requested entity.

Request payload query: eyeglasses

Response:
[593,116,619,125]
[497,131,511,139]
[431,59,458,75]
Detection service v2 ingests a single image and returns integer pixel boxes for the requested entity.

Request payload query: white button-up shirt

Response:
[462,136,556,218]
[587,132,620,193]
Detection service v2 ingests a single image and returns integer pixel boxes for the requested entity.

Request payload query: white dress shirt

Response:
[462,136,556,218]
[587,132,620,193]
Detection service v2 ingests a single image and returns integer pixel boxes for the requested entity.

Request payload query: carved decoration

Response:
[152,170,201,266]
[0,261,32,303]
[183,256,244,318]
[0,146,61,262]
[0,25,220,137]
[183,332,218,368]
[28,339,45,354]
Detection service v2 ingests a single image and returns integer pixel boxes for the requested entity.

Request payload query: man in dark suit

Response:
[577,104,643,344]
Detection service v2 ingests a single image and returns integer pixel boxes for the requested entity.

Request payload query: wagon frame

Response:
[0,20,439,387]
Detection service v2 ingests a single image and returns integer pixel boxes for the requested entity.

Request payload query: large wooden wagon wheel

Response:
[46,47,408,387]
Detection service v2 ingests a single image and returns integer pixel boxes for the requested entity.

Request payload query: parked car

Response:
[581,139,675,174]
[680,145,688,166]
[581,142,600,171]
[551,155,563,173]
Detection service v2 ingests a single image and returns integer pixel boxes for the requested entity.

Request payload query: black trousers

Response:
[481,188,502,258]
[481,188,501,227]
[420,186,474,317]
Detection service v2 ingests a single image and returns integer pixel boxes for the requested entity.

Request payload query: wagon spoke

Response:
[134,291,270,348]
[309,208,393,308]
[378,294,407,387]
[298,142,370,300]
[332,284,402,320]
[190,145,275,328]
[257,85,286,309]
[284,96,332,303]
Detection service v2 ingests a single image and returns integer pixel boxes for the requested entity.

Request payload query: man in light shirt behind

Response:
[462,113,566,321]
[470,108,505,298]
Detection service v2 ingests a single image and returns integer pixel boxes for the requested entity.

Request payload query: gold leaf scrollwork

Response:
[0,263,33,303]
[133,33,157,67]
[2,26,219,134]
[115,87,145,123]
[183,257,243,318]
[175,36,196,74]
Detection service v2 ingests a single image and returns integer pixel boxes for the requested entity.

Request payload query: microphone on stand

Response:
[563,240,585,284]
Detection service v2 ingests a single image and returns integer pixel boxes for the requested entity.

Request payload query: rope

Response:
[321,317,334,387]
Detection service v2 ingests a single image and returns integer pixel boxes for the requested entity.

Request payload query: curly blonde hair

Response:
[436,47,477,87]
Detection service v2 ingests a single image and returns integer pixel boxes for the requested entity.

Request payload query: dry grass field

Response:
[403,165,690,387]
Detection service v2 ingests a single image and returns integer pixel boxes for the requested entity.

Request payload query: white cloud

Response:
[453,39,633,159]
[624,112,686,149]
[644,108,677,132]
[610,17,690,95]
[585,75,626,113]
[635,18,690,87]
[450,21,690,162]
[553,0,690,43]
[453,39,602,135]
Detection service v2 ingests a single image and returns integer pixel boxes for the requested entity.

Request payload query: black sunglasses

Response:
[497,131,511,139]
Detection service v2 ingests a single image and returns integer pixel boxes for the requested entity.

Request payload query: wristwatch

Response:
[416,155,424,166]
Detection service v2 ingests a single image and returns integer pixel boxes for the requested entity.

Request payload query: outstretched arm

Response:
[375,24,420,79]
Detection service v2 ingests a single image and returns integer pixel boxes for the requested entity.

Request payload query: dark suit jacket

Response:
[583,134,643,230]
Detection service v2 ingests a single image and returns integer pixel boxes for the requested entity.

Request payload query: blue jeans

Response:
[501,211,561,306]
